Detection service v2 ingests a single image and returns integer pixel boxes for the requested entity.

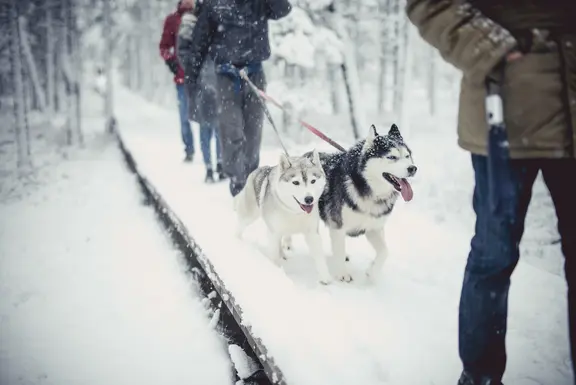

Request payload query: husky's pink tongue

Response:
[399,178,414,202]
[300,203,314,214]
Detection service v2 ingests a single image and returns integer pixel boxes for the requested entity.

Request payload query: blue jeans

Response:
[176,84,194,155]
[199,121,222,169]
[459,154,576,382]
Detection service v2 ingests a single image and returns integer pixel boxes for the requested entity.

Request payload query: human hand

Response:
[165,58,179,75]
[506,50,523,63]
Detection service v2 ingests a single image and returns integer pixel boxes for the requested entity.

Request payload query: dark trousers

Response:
[176,84,194,156]
[459,154,576,382]
[215,70,266,194]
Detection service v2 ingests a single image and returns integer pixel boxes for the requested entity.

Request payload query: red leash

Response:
[239,70,347,153]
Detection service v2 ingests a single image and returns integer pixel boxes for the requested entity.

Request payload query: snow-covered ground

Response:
[115,84,573,385]
[0,105,232,385]
[0,72,571,385]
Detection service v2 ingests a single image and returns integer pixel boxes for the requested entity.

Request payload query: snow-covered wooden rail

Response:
[114,128,287,385]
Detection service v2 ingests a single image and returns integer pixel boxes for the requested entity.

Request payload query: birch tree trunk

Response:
[54,1,68,121]
[135,36,143,92]
[377,0,391,113]
[328,65,341,114]
[391,0,401,112]
[60,0,73,144]
[127,35,138,90]
[69,0,83,145]
[103,0,116,133]
[18,16,46,113]
[427,45,436,116]
[331,13,364,140]
[46,0,55,118]
[136,2,150,100]
[9,0,31,168]
[144,2,158,101]
[131,36,140,91]
[54,16,63,114]
[399,20,414,135]
[353,0,363,74]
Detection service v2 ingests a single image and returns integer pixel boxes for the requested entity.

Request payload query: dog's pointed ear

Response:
[279,152,291,170]
[311,149,322,166]
[364,124,378,149]
[388,123,401,138]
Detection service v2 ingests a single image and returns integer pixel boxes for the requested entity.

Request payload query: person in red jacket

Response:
[159,0,195,161]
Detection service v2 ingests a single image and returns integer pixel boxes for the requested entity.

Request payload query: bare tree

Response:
[9,0,31,169]
[316,6,364,140]
[332,14,364,140]
[103,0,116,133]
[391,0,402,113]
[398,19,415,134]
[19,16,46,113]
[427,45,437,116]
[377,0,391,113]
[328,65,342,114]
[46,0,56,118]
[59,0,84,145]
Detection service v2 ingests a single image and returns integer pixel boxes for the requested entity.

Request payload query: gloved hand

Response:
[165,58,179,75]
[183,74,197,86]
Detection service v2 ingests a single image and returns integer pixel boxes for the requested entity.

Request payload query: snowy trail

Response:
[116,87,573,385]
[0,134,231,385]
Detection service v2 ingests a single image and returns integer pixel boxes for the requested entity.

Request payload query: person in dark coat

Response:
[178,6,224,183]
[178,0,292,196]
[407,1,576,384]
[159,0,195,161]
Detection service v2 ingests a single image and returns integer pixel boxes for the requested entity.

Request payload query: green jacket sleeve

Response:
[406,0,517,83]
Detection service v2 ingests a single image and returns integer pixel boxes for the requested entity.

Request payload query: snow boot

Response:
[458,371,503,385]
[229,178,245,197]
[205,168,215,183]
[216,162,226,181]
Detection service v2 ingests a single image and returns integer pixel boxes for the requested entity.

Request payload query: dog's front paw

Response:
[279,245,289,260]
[365,257,384,284]
[365,264,383,285]
[318,275,333,285]
[339,273,353,283]
[270,257,283,267]
[365,270,377,285]
[281,236,293,251]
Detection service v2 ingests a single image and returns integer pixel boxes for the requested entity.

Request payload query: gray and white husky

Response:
[314,123,417,283]
[234,150,332,284]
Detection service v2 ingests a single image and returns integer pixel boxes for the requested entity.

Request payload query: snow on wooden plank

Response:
[115,127,284,385]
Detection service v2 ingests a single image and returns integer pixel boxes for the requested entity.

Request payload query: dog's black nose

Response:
[304,196,314,205]
[407,165,417,176]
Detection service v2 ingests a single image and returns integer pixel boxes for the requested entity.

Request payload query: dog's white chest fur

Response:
[261,197,319,235]
[339,204,388,233]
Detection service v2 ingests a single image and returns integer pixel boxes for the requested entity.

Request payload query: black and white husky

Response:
[234,150,333,284]
[315,123,417,283]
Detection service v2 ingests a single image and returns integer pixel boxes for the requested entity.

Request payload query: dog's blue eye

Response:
[387,156,398,160]
[292,181,300,186]
[311,179,316,184]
